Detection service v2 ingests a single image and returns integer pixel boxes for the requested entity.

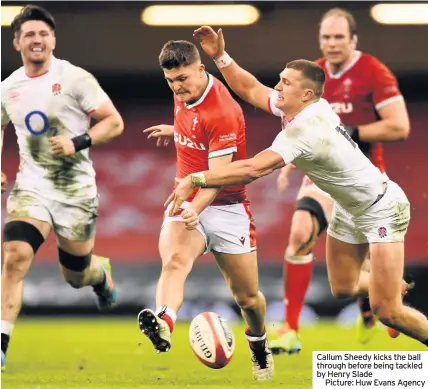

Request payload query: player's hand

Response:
[193,26,225,59]
[143,124,174,147]
[164,176,195,216]
[49,136,76,156]
[1,172,7,194]
[182,208,199,230]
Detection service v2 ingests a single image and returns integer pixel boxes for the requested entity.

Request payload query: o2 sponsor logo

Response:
[25,111,58,136]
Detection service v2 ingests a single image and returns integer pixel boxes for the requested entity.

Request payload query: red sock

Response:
[160,314,174,333]
[284,253,313,331]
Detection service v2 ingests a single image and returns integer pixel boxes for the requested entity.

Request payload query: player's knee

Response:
[162,253,193,275]
[58,247,91,272]
[287,197,327,256]
[287,226,312,255]
[2,242,33,277]
[330,283,358,299]
[234,291,259,311]
[3,220,45,255]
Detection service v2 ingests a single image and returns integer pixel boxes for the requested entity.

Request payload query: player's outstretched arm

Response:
[166,150,285,214]
[187,154,233,214]
[194,26,274,113]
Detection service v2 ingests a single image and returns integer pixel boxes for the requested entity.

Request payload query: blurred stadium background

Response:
[1,1,427,325]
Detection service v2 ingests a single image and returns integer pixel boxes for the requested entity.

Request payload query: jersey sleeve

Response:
[268,124,310,165]
[268,91,282,117]
[1,84,10,126]
[371,57,404,111]
[204,111,240,159]
[72,69,111,114]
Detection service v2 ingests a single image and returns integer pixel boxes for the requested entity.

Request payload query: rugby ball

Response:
[189,312,235,369]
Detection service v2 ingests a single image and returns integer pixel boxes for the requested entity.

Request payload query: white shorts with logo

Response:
[7,188,99,241]
[327,181,410,244]
[163,201,256,254]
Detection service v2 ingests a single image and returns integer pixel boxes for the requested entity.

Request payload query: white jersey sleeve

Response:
[268,91,282,117]
[72,69,110,114]
[1,84,10,126]
[268,123,311,164]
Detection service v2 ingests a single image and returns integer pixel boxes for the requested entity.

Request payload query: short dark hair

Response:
[286,60,325,98]
[11,5,56,37]
[159,40,201,70]
[320,8,357,38]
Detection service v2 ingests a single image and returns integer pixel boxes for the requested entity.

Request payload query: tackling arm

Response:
[194,149,285,188]
[189,154,232,214]
[194,26,275,113]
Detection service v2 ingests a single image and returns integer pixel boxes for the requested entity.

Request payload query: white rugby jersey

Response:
[1,57,110,202]
[268,96,387,216]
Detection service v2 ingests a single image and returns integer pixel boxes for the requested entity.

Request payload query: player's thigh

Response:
[200,202,256,255]
[213,251,259,296]
[326,235,368,296]
[159,221,206,268]
[6,188,53,233]
[51,196,99,246]
[369,242,404,313]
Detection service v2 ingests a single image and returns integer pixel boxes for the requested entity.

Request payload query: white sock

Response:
[155,306,177,323]
[1,321,14,336]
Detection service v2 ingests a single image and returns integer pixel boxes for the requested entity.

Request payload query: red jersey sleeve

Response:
[203,111,241,159]
[370,56,404,111]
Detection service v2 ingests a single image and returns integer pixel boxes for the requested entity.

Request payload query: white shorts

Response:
[7,188,99,241]
[163,201,256,255]
[327,181,410,244]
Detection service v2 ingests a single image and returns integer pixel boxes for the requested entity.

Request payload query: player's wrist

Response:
[214,51,233,69]
[190,172,207,188]
[71,134,92,152]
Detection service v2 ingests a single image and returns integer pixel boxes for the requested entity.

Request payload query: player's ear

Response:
[52,36,56,51]
[13,37,20,52]
[199,63,205,75]
[302,89,313,102]
[352,34,358,48]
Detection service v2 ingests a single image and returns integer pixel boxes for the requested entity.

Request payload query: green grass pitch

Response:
[2,319,425,389]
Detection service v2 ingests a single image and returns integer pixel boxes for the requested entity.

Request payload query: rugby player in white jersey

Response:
[166,58,428,349]
[1,5,124,370]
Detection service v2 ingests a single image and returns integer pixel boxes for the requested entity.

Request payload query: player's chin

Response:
[27,53,48,65]
[176,93,192,102]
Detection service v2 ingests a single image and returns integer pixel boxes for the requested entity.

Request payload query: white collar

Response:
[185,73,214,109]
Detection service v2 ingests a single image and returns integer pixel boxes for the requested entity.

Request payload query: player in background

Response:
[1,5,123,371]
[167,59,428,350]
[139,41,273,380]
[194,8,411,353]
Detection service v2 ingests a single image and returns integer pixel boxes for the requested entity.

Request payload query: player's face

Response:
[319,16,355,65]
[163,63,206,103]
[14,20,55,65]
[274,68,312,113]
